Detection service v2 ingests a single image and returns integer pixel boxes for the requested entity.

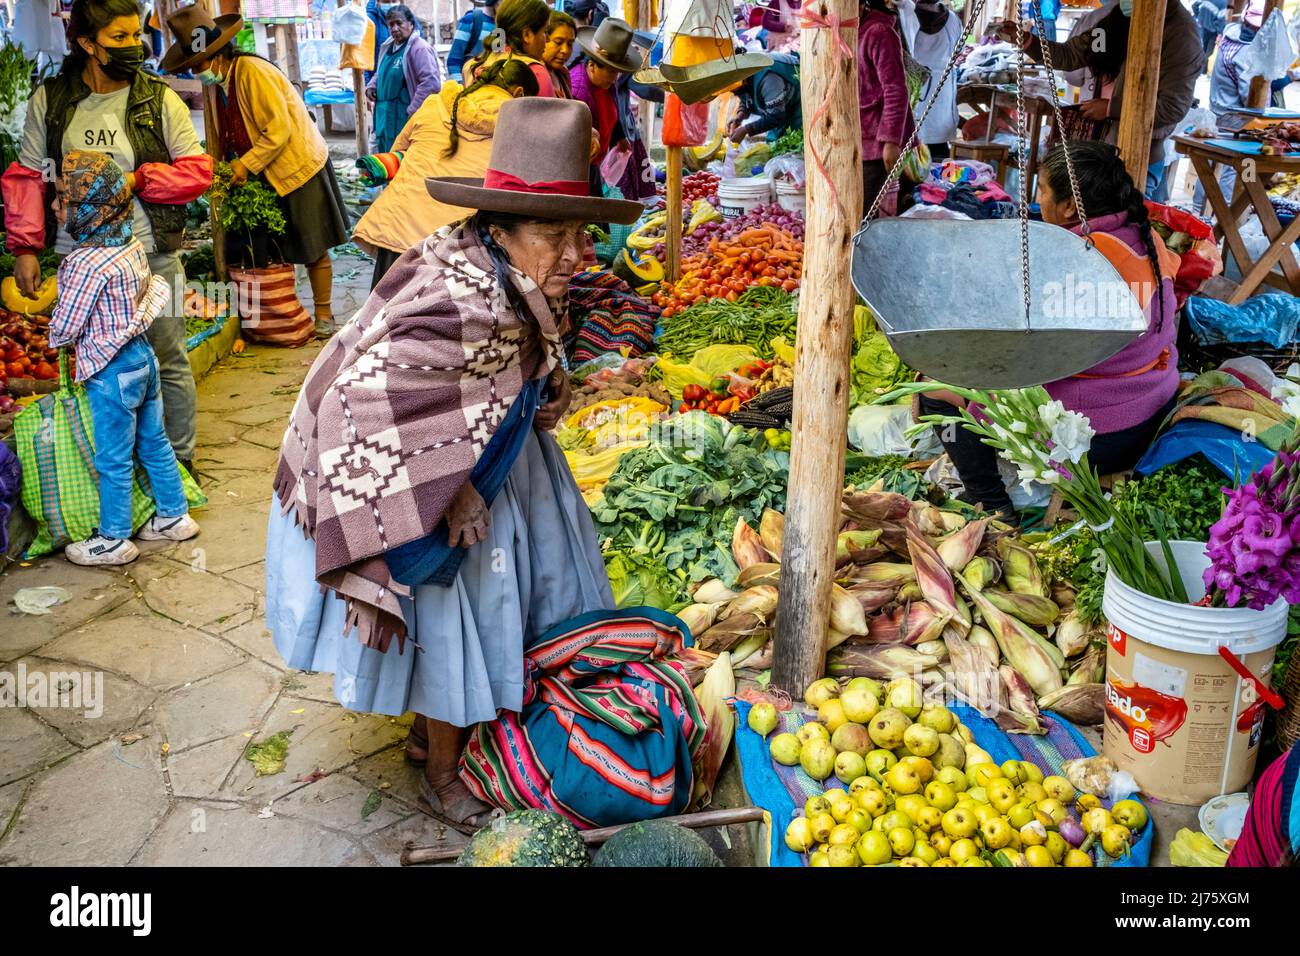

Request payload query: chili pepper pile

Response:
[677,361,769,416]
[653,226,804,317]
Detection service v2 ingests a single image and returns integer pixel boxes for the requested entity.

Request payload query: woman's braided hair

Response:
[466,0,550,77]
[444,58,539,158]
[1039,140,1167,332]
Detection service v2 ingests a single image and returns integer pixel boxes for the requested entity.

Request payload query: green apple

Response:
[769,732,801,765]
[885,761,922,795]
[911,839,941,864]
[848,775,880,798]
[949,836,980,862]
[845,676,883,703]
[804,677,841,710]
[942,806,978,839]
[1007,800,1036,830]
[808,812,836,843]
[831,721,872,757]
[1000,759,1027,785]
[915,805,944,833]
[834,750,867,785]
[796,722,830,746]
[856,788,889,818]
[884,677,924,719]
[931,733,966,771]
[924,780,958,812]
[868,708,911,750]
[894,794,928,822]
[1112,799,1148,831]
[903,723,940,758]
[799,738,836,780]
[887,826,916,856]
[1042,774,1076,804]
[827,843,860,867]
[918,703,957,734]
[864,748,898,780]
[804,795,832,819]
[898,755,935,785]
[856,830,892,865]
[936,765,968,792]
[840,684,881,724]
[981,816,1013,850]
[987,779,1018,815]
[818,698,849,733]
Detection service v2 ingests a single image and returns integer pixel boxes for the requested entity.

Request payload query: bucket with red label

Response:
[1101,541,1287,805]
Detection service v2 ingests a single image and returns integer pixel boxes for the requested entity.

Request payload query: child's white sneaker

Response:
[65,534,139,566]
[136,513,201,541]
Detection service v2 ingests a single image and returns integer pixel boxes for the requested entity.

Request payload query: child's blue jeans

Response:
[84,335,188,540]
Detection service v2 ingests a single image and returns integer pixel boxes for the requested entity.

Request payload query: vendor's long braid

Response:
[444,59,538,158]
[1119,175,1168,333]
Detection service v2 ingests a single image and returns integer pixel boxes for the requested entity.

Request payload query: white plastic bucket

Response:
[1102,541,1288,805]
[775,178,806,215]
[717,176,773,219]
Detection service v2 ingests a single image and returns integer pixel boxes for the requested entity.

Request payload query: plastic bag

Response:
[330,1,369,45]
[663,94,709,148]
[1236,9,1296,83]
[848,404,943,458]
[766,153,806,187]
[1185,292,1300,349]
[1169,828,1229,867]
[657,345,759,399]
[600,141,633,187]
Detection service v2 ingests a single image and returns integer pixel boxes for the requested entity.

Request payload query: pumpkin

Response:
[1,276,57,316]
[456,809,589,867]
[591,820,724,868]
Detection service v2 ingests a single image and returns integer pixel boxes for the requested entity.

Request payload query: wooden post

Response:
[198,0,227,282]
[771,0,863,697]
[666,145,683,283]
[1115,0,1165,187]
[1248,0,1283,108]
[353,68,369,154]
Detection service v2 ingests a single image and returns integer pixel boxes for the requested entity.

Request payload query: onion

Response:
[1058,816,1086,847]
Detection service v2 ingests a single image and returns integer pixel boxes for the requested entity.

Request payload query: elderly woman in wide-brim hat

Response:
[265,98,641,830]
[160,6,351,326]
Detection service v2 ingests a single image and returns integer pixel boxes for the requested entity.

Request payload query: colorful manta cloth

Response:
[566,271,660,365]
[62,150,132,247]
[354,151,404,185]
[459,606,707,829]
[1227,746,1300,867]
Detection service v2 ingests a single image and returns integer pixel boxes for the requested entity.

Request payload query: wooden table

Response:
[956,81,1059,187]
[1173,134,1300,304]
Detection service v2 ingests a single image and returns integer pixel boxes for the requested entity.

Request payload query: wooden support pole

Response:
[353,69,369,155]
[199,0,227,282]
[1115,0,1165,187]
[771,0,862,697]
[666,145,683,283]
[1247,0,1283,108]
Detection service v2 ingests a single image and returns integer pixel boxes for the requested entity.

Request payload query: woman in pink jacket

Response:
[858,0,916,220]
[919,142,1181,522]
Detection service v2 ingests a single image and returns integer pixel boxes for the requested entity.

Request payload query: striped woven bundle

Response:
[565,271,660,365]
[459,607,708,829]
[355,151,404,186]
[229,265,314,347]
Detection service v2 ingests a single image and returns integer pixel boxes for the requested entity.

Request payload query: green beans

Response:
[656,289,797,360]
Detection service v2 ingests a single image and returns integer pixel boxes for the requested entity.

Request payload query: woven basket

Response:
[1278,649,1300,752]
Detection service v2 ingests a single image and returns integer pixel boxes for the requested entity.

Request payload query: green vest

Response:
[42,70,188,253]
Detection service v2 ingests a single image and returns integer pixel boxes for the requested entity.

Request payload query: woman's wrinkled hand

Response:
[534,369,571,432]
[446,482,490,548]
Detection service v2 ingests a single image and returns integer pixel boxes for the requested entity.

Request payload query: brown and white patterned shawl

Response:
[273,222,562,652]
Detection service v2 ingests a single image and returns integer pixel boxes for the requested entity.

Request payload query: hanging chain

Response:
[1014,14,1032,329]
[862,0,990,224]
[1030,2,1090,238]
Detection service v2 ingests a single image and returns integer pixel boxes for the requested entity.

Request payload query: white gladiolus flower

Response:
[1044,408,1095,465]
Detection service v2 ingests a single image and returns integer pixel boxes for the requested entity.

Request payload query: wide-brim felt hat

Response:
[160,7,243,73]
[635,52,773,105]
[576,18,643,73]
[426,98,644,224]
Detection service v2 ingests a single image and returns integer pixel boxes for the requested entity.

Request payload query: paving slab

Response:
[165,734,254,800]
[175,506,270,575]
[362,811,468,867]
[142,563,256,629]
[218,618,283,670]
[132,801,375,867]
[346,745,425,813]
[241,421,289,451]
[0,707,77,786]
[271,773,415,836]
[203,472,276,509]
[220,698,407,802]
[39,607,245,691]
[0,737,168,866]
[0,779,27,836]
[193,410,250,447]
[0,562,134,662]
[221,560,266,593]
[154,659,282,752]
[222,404,295,428]
[14,655,156,748]
[278,668,342,704]
[193,441,280,474]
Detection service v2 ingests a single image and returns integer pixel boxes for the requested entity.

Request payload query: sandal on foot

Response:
[416,776,497,836]
[405,721,428,767]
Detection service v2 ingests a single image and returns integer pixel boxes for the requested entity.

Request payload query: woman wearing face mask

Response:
[1,0,210,480]
[468,0,554,98]
[159,7,350,329]
[266,98,642,832]
[365,4,442,154]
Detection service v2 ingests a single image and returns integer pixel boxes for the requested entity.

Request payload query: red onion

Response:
[1058,816,1086,847]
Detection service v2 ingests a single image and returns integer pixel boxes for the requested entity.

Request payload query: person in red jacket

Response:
[1,0,212,478]
[858,0,917,220]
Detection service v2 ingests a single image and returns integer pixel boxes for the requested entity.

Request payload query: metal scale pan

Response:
[850,218,1150,389]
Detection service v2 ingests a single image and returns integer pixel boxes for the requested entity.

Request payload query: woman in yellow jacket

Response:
[353,59,538,287]
[160,8,350,326]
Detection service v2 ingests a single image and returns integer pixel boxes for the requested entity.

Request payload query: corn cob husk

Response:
[905,602,951,645]
[841,489,912,522]
[911,502,948,537]
[735,640,774,672]
[937,518,989,571]
[962,556,1001,592]
[937,510,968,533]
[693,579,740,604]
[836,529,883,565]
[852,586,897,615]
[995,708,1045,735]
[826,644,941,681]
[697,611,765,653]
[718,585,779,624]
[732,516,767,571]
[997,538,1048,598]
[920,667,946,688]
[737,562,781,589]
[843,561,916,589]
[943,626,1002,717]
[967,624,1000,661]
[829,582,868,635]
[984,588,1061,628]
[677,602,720,638]
[962,577,1064,697]
[666,647,718,688]
[867,606,905,644]
[692,651,734,807]
[915,638,949,661]
[896,581,924,603]
[729,630,773,667]
[1051,582,1077,610]
[1037,683,1105,725]
[906,519,968,636]
[1053,609,1091,658]
[758,508,784,560]
[1068,644,1104,685]
[1000,664,1040,716]
[825,627,851,651]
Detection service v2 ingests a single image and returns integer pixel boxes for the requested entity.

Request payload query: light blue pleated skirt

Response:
[265,431,614,727]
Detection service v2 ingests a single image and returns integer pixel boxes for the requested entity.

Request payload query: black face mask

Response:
[97,43,145,81]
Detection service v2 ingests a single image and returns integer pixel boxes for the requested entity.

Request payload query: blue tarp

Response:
[1185,293,1300,349]
[1135,420,1273,483]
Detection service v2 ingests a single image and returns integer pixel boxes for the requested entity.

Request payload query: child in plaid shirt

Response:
[49,151,200,566]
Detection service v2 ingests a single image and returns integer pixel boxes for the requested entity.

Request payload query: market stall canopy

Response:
[850,219,1148,388]
[634,52,772,105]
